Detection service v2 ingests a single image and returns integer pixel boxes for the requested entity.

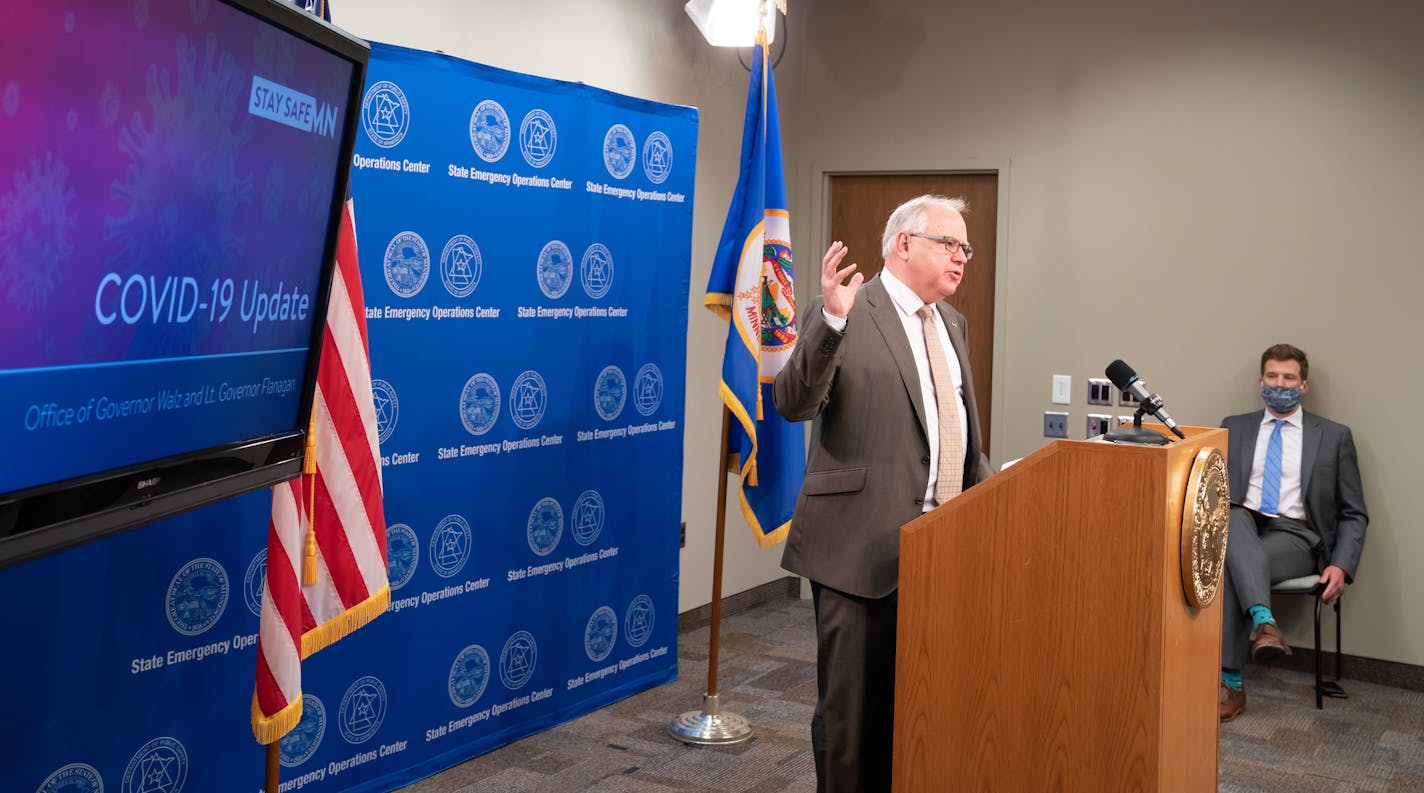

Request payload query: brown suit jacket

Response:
[773,276,991,598]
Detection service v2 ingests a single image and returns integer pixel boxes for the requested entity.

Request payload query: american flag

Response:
[251,196,389,744]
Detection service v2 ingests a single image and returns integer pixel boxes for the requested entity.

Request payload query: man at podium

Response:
[1218,343,1368,720]
[774,195,992,792]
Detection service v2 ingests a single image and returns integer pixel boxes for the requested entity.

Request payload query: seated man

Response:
[1218,343,1368,720]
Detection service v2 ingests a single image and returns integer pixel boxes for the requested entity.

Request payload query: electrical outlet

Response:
[1116,415,1134,429]
[1119,388,1140,407]
[1087,378,1113,405]
[1043,411,1069,438]
[1087,413,1111,438]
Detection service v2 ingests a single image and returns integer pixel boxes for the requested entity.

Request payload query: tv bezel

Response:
[0,0,371,570]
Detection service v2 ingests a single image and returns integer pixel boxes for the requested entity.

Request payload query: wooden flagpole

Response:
[668,406,753,744]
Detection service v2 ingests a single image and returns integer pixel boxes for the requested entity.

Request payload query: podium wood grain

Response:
[893,427,1224,793]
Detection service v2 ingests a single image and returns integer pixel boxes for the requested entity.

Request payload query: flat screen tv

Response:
[0,0,369,568]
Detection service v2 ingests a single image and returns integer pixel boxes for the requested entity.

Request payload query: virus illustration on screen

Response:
[0,152,76,310]
[107,33,252,293]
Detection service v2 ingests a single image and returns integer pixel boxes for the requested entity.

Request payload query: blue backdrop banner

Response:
[3,40,696,793]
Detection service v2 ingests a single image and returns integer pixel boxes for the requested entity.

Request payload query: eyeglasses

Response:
[908,232,974,261]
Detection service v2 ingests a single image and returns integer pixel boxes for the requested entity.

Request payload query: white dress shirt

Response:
[1244,407,1305,520]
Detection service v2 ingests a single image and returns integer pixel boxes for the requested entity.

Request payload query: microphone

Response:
[1105,359,1186,440]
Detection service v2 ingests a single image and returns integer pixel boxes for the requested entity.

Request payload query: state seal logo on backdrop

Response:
[499,630,538,690]
[278,694,326,768]
[440,234,482,298]
[633,363,663,417]
[526,497,564,557]
[519,109,557,168]
[580,243,614,299]
[360,81,409,148]
[602,123,636,179]
[121,737,187,793]
[243,549,266,618]
[371,378,399,444]
[166,557,228,636]
[428,514,472,579]
[448,644,491,708]
[642,131,672,184]
[594,365,626,421]
[459,373,500,436]
[385,523,419,590]
[624,594,655,649]
[509,370,548,430]
[536,240,574,299]
[383,230,429,298]
[571,489,605,547]
[36,763,103,793]
[585,606,618,662]
[338,675,388,744]
[469,99,510,163]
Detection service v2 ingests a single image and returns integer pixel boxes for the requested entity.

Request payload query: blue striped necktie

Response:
[1260,419,1286,516]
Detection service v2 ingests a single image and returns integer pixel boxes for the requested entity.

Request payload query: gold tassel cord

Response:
[302,412,319,585]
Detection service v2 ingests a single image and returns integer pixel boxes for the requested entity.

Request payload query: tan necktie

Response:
[918,305,964,503]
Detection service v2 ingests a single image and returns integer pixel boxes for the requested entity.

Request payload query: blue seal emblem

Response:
[499,630,538,690]
[508,370,548,430]
[448,644,491,708]
[526,497,563,557]
[536,240,574,300]
[580,243,614,299]
[278,694,326,768]
[121,737,187,793]
[603,124,636,179]
[338,675,388,744]
[243,549,266,618]
[642,131,672,184]
[624,594,655,648]
[594,365,627,421]
[571,489,605,546]
[584,606,618,662]
[428,514,472,579]
[469,99,510,163]
[35,763,103,793]
[360,80,409,148]
[440,234,482,298]
[371,378,399,444]
[166,558,228,636]
[383,230,429,298]
[633,363,664,417]
[385,523,419,590]
[459,373,500,436]
[519,109,557,168]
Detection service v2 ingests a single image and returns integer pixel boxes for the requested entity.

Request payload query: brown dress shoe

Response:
[1251,622,1291,662]
[1219,683,1245,721]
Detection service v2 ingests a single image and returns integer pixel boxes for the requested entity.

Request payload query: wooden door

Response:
[828,173,998,454]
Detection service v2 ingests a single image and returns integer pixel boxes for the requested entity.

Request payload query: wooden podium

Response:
[893,426,1226,793]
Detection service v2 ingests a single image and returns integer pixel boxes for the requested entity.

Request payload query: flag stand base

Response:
[668,693,753,745]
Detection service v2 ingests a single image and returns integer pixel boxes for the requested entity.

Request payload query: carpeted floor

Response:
[398,595,1424,792]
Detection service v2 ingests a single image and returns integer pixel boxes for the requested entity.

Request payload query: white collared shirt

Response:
[1244,407,1305,519]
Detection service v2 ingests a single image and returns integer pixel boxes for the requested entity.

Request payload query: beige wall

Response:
[336,0,1420,665]
[788,0,1422,665]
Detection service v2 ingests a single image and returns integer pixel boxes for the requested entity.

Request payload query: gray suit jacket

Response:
[773,276,992,598]
[1221,409,1369,579]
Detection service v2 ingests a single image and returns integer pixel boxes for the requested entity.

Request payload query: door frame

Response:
[806,159,1013,468]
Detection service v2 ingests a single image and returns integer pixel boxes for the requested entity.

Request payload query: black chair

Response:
[1271,575,1347,708]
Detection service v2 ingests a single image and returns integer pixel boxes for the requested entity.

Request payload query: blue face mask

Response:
[1261,384,1302,413]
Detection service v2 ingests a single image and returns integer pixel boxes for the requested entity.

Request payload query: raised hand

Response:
[821,241,863,319]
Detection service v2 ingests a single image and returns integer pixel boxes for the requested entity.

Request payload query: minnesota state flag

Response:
[704,41,805,548]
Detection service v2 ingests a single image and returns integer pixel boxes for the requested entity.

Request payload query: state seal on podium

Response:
[1181,446,1231,608]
